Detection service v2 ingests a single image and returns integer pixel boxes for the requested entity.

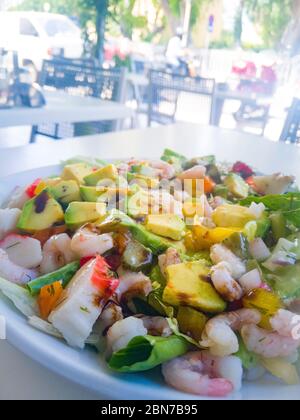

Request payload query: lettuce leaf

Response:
[0,276,38,317]
[235,336,258,370]
[265,264,300,299]
[167,317,201,348]
[240,193,300,211]
[28,316,100,347]
[108,334,189,372]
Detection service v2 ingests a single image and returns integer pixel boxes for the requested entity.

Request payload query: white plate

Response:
[0,164,300,400]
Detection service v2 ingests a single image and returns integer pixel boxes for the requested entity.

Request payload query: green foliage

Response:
[209,31,235,49]
[245,0,293,47]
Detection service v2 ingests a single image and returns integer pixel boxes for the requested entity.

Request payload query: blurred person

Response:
[166,28,188,75]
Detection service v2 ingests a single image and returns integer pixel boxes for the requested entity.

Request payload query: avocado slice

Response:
[62,163,93,185]
[80,186,104,202]
[213,204,255,228]
[163,261,226,313]
[127,190,150,218]
[224,173,249,199]
[65,202,107,229]
[96,210,185,255]
[84,164,118,186]
[146,214,185,241]
[17,189,64,233]
[50,180,81,205]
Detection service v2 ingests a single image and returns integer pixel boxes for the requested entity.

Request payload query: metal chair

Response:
[31,58,127,142]
[148,70,215,126]
[280,98,300,144]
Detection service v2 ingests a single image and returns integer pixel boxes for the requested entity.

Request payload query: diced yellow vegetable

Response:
[192,224,242,249]
[213,204,255,228]
[261,358,300,385]
[243,288,283,330]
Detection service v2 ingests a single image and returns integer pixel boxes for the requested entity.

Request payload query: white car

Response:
[0,11,84,72]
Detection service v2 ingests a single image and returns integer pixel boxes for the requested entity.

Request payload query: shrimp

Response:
[107,316,147,353]
[0,233,42,269]
[241,324,300,358]
[249,238,271,262]
[177,165,207,181]
[210,262,243,302]
[210,244,246,279]
[96,301,123,335]
[148,160,176,180]
[162,351,243,397]
[201,309,261,357]
[210,196,226,210]
[201,194,213,218]
[0,249,38,285]
[7,187,29,209]
[238,269,262,294]
[116,269,153,302]
[0,208,22,240]
[270,309,300,339]
[158,248,181,277]
[140,316,172,337]
[150,190,183,218]
[40,233,76,274]
[71,226,114,258]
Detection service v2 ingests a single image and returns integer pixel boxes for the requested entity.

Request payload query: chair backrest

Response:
[148,70,215,126]
[280,98,300,144]
[39,59,127,103]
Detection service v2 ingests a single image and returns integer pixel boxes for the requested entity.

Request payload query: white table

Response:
[0,90,133,130]
[0,123,300,400]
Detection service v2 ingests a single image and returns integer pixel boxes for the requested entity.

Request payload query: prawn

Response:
[0,249,38,285]
[241,324,300,358]
[7,187,29,209]
[40,233,76,274]
[210,244,246,279]
[210,262,243,302]
[158,248,181,277]
[71,226,114,258]
[0,208,22,240]
[177,165,207,181]
[148,160,176,180]
[201,309,261,357]
[107,316,147,353]
[162,351,243,397]
[116,269,152,302]
[140,316,172,337]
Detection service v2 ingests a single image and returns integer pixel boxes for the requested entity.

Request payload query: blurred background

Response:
[1,0,300,147]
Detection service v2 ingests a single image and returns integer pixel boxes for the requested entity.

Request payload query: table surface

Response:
[0,90,133,128]
[0,122,299,400]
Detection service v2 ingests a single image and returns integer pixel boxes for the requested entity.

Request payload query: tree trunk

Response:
[281,0,300,55]
[95,0,108,64]
[160,0,180,35]
[234,0,245,46]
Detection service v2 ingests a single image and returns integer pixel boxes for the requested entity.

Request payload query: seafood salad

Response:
[1,149,300,398]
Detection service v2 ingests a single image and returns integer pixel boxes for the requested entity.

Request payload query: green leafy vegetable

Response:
[240,193,300,211]
[108,334,189,372]
[0,276,38,317]
[27,261,80,296]
[235,336,258,370]
[147,291,175,318]
[266,264,300,299]
[167,317,202,348]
